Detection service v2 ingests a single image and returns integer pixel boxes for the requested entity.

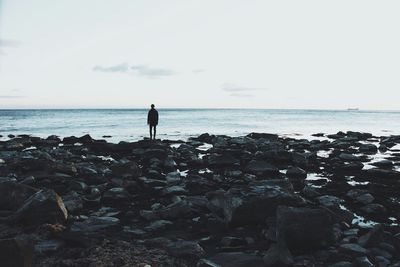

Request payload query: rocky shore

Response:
[0,131,399,266]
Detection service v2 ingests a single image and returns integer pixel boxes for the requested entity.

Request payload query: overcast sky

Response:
[0,0,399,109]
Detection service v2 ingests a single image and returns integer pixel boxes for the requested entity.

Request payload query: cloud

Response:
[0,95,26,99]
[229,93,254,98]
[0,39,20,56]
[131,65,175,77]
[222,83,268,92]
[93,63,175,78]
[0,39,20,47]
[192,69,205,74]
[93,63,129,73]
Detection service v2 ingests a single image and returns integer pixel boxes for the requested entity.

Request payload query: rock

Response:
[69,216,120,236]
[339,243,367,256]
[0,236,34,267]
[355,256,374,267]
[34,239,65,254]
[357,225,384,247]
[371,160,393,168]
[209,252,264,267]
[102,187,130,204]
[359,144,378,153]
[144,220,173,232]
[245,160,279,175]
[346,190,375,205]
[197,259,221,267]
[360,203,386,215]
[286,166,307,179]
[263,244,293,267]
[276,206,335,251]
[166,240,205,259]
[3,189,68,226]
[140,200,192,221]
[339,153,360,161]
[317,195,343,207]
[207,153,239,167]
[62,193,83,213]
[329,262,352,267]
[0,182,38,210]
[207,180,304,226]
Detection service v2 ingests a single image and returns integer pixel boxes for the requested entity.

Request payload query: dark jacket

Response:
[147,109,159,126]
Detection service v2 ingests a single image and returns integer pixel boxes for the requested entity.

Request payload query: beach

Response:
[0,131,399,266]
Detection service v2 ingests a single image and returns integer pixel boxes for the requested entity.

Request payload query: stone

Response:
[0,236,34,267]
[3,189,68,226]
[70,216,120,233]
[339,243,367,256]
[209,252,264,267]
[166,240,205,259]
[360,203,386,215]
[263,244,293,267]
[0,182,38,210]
[286,166,307,178]
[245,160,279,175]
[207,153,239,167]
[355,256,374,267]
[197,259,221,267]
[276,206,335,251]
[207,180,304,226]
[140,200,192,221]
[329,262,352,267]
[34,239,65,254]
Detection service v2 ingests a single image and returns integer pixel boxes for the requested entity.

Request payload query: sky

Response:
[0,0,399,109]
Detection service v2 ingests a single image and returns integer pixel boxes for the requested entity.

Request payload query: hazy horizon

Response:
[1,1,400,109]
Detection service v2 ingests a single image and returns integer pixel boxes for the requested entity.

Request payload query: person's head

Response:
[151,104,155,109]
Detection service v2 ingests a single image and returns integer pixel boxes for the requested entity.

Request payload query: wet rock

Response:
[140,200,192,220]
[263,244,293,267]
[166,240,205,259]
[144,220,173,232]
[207,180,304,226]
[355,256,374,267]
[209,252,264,267]
[3,189,68,226]
[0,236,34,267]
[371,160,393,168]
[360,203,387,215]
[339,153,360,161]
[346,190,375,205]
[245,160,279,175]
[0,182,38,210]
[339,243,367,256]
[286,166,307,179]
[329,262,352,267]
[359,144,378,153]
[102,187,130,204]
[197,259,221,267]
[34,239,65,254]
[207,153,239,167]
[276,206,336,251]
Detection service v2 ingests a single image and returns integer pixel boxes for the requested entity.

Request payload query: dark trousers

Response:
[149,125,156,140]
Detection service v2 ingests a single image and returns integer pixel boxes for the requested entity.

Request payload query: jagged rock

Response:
[207,153,239,167]
[263,244,293,267]
[276,206,336,251]
[140,200,192,220]
[245,160,279,175]
[166,240,205,259]
[339,243,367,256]
[209,252,264,267]
[0,182,38,210]
[207,180,304,226]
[0,236,34,267]
[286,166,307,178]
[2,189,68,226]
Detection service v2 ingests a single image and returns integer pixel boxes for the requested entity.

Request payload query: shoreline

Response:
[0,132,400,266]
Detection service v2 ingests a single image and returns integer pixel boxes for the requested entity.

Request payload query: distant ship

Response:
[347,108,359,111]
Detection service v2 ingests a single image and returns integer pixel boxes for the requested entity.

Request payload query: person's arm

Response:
[147,111,150,125]
[155,111,159,125]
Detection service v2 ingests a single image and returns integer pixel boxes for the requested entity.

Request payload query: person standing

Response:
[147,104,159,140]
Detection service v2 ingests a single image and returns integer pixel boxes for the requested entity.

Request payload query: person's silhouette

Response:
[147,104,159,140]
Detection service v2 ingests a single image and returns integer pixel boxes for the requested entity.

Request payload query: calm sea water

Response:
[1,109,399,143]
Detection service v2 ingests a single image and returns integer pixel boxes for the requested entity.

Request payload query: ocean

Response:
[1,109,400,142]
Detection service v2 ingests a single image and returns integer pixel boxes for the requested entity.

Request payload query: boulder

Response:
[245,160,279,175]
[207,180,304,226]
[207,153,239,167]
[3,189,68,226]
[209,252,264,267]
[0,236,34,267]
[166,240,205,259]
[263,244,293,267]
[276,206,336,251]
[0,182,38,210]
[286,167,307,179]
